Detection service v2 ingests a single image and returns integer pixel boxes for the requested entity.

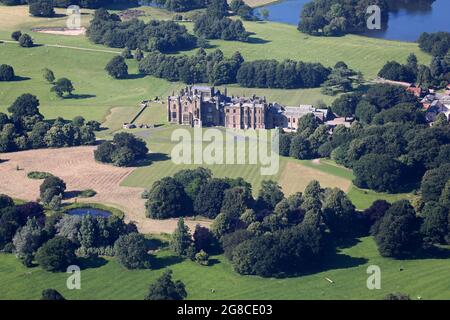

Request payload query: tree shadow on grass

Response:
[123,73,147,80]
[131,152,170,167]
[64,94,96,100]
[77,256,108,270]
[146,238,168,250]
[247,36,271,45]
[398,245,450,261]
[63,191,81,200]
[151,255,184,270]
[11,76,31,82]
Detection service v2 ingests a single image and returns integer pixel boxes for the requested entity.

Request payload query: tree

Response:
[355,100,378,124]
[170,218,194,258]
[18,33,34,47]
[301,180,323,213]
[173,167,212,200]
[7,93,42,124]
[0,194,14,210]
[114,233,150,269]
[35,236,76,272]
[322,188,355,235]
[41,288,66,300]
[144,270,187,300]
[384,292,411,300]
[13,218,45,267]
[29,0,55,17]
[279,133,292,156]
[353,154,405,193]
[363,200,391,232]
[331,93,361,118]
[134,48,144,61]
[105,55,128,79]
[94,132,148,167]
[0,64,15,81]
[40,176,66,205]
[289,135,313,159]
[51,78,74,97]
[274,192,305,225]
[42,68,55,83]
[440,180,450,210]
[256,180,284,211]
[194,178,229,218]
[11,30,22,41]
[146,177,191,219]
[121,47,133,59]
[221,186,253,217]
[420,202,448,246]
[421,164,450,202]
[193,224,216,253]
[373,200,421,258]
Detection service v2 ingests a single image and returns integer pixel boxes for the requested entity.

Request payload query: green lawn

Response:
[183,20,431,80]
[122,125,286,195]
[1,237,449,300]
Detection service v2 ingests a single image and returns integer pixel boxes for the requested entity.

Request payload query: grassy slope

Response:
[1,237,449,300]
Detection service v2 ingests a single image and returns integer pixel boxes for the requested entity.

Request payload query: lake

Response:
[256,0,450,42]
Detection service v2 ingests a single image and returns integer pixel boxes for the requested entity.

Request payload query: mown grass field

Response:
[1,236,449,300]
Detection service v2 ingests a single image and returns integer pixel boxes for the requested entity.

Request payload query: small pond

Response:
[66,208,112,218]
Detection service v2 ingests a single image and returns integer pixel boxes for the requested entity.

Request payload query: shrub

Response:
[78,189,97,198]
[41,288,65,300]
[11,30,22,41]
[195,250,210,266]
[27,171,53,180]
[18,34,34,47]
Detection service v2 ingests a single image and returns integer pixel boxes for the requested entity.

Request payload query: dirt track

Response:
[0,146,210,234]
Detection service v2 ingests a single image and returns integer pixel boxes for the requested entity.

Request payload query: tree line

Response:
[138,47,334,89]
[297,0,389,36]
[378,49,450,89]
[0,0,138,15]
[281,84,450,198]
[193,0,250,42]
[142,169,450,277]
[87,8,197,53]
[0,94,98,153]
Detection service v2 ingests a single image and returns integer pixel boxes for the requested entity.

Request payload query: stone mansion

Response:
[167,86,329,131]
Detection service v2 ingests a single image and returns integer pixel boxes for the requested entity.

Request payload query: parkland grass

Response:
[1,236,449,300]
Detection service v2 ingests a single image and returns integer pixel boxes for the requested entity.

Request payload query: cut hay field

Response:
[0,146,210,234]
[1,236,449,300]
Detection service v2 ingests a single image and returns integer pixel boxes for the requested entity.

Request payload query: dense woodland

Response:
[379,32,450,88]
[0,94,97,153]
[298,0,389,36]
[142,168,450,277]
[281,83,450,198]
[138,47,335,89]
[87,9,197,53]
